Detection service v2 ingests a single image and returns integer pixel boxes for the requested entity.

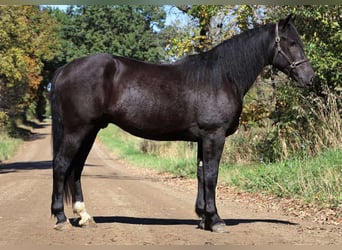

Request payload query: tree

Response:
[165,5,225,58]
[165,5,265,58]
[52,5,167,63]
[0,6,60,125]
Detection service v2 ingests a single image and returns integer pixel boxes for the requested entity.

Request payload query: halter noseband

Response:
[272,23,308,72]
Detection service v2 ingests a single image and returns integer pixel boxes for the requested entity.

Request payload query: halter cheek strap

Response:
[272,23,308,72]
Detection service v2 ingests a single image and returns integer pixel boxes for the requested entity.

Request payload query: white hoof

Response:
[73,201,95,227]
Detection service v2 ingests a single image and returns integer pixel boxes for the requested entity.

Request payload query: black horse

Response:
[51,15,314,232]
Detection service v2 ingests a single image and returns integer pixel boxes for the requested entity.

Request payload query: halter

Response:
[272,23,308,73]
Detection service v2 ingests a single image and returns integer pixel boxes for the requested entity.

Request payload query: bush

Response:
[0,111,9,130]
[0,132,21,162]
[222,82,341,164]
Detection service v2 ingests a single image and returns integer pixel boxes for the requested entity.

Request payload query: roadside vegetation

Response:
[0,133,21,162]
[98,124,341,208]
[98,125,197,178]
[0,115,42,162]
[221,149,341,207]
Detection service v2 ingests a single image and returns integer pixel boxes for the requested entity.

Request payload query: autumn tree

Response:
[165,5,224,57]
[0,6,60,126]
[165,5,265,58]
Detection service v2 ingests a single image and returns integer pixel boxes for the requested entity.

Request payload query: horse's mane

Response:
[177,23,274,92]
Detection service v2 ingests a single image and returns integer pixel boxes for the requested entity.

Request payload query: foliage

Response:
[234,5,265,31]
[51,5,167,63]
[0,111,9,130]
[223,82,341,164]
[166,5,264,58]
[0,132,21,162]
[0,6,60,122]
[165,5,225,57]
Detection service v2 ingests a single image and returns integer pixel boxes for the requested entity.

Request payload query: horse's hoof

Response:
[54,220,72,231]
[79,217,97,228]
[198,218,206,230]
[211,222,226,233]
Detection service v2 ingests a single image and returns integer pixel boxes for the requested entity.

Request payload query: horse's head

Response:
[272,14,315,87]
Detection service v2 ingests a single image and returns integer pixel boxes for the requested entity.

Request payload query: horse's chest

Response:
[196,91,242,130]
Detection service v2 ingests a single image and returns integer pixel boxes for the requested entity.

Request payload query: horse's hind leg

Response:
[51,133,82,230]
[51,127,95,230]
[71,128,99,227]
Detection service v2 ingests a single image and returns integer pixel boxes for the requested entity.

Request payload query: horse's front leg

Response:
[195,141,206,229]
[200,129,226,233]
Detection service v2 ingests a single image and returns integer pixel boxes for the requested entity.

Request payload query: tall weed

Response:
[222,149,341,206]
[223,84,341,163]
[0,133,21,162]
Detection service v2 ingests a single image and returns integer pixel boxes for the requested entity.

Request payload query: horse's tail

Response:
[51,66,64,161]
[50,66,73,204]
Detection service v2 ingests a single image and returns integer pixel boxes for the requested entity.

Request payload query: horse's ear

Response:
[279,14,294,30]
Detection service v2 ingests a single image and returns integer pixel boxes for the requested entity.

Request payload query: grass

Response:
[221,149,342,207]
[0,132,21,162]
[98,124,197,178]
[98,124,341,208]
[0,118,39,163]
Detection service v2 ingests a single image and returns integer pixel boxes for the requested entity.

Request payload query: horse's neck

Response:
[220,26,273,97]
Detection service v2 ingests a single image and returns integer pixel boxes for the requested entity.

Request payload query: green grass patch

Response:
[0,132,22,162]
[98,124,197,177]
[221,149,342,207]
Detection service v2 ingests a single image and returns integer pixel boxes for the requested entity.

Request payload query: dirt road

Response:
[0,122,341,245]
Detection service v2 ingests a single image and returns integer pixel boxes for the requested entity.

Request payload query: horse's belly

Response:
[108,108,197,141]
[116,121,198,141]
